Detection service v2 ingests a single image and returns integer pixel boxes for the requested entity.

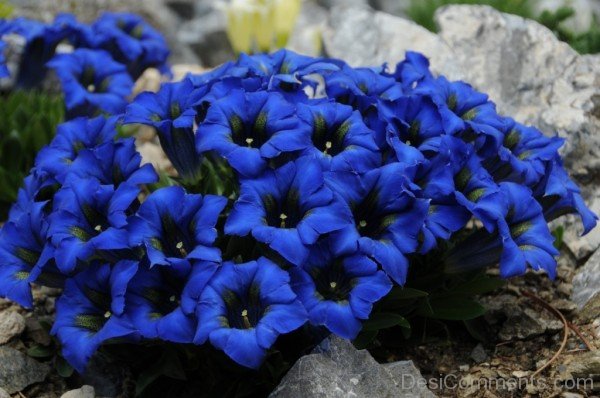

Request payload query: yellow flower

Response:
[273,0,302,48]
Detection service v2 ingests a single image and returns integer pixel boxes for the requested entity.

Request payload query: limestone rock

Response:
[572,249,600,310]
[0,388,8,398]
[269,335,435,398]
[322,5,464,80]
[0,311,26,345]
[60,385,95,398]
[0,346,50,394]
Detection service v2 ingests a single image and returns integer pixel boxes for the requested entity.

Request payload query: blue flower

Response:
[297,100,381,173]
[1,16,76,88]
[35,116,117,183]
[124,79,207,183]
[51,262,139,373]
[382,94,445,164]
[69,138,158,187]
[486,120,564,185]
[387,51,433,91]
[128,186,227,268]
[415,76,507,157]
[495,183,560,278]
[125,259,216,343]
[0,202,61,308]
[0,40,8,78]
[535,160,597,234]
[226,156,352,266]
[326,163,429,285]
[47,49,133,118]
[197,90,310,177]
[92,12,170,78]
[194,258,307,369]
[289,237,392,339]
[48,177,141,273]
[445,182,560,278]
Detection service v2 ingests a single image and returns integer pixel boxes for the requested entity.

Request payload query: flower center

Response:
[353,190,396,239]
[230,111,269,149]
[87,84,96,93]
[313,261,354,302]
[311,115,350,157]
[263,190,303,229]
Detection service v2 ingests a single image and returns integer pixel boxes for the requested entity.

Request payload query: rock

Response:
[499,307,563,341]
[564,350,600,382]
[177,5,234,67]
[25,317,52,347]
[577,293,600,324]
[60,385,95,398]
[470,343,488,363]
[269,335,435,398]
[572,249,600,310]
[288,1,329,57]
[0,346,50,394]
[137,141,172,172]
[0,388,8,398]
[0,311,26,345]
[434,5,600,258]
[322,5,464,81]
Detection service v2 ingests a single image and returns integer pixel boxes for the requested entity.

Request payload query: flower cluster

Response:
[0,13,169,117]
[0,50,595,373]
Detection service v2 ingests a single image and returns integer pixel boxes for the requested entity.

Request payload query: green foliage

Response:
[406,0,534,32]
[0,91,64,220]
[406,0,600,54]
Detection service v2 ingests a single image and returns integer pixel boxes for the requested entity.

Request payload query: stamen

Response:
[104,311,111,319]
[241,309,252,329]
[87,84,96,92]
[280,213,288,228]
[245,138,254,147]
[405,139,412,146]
[324,141,333,154]
[169,295,176,302]
[359,220,367,228]
[176,241,188,257]
[329,282,337,289]
[94,225,103,232]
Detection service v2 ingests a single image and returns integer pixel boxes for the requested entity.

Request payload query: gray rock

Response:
[564,350,600,385]
[177,6,234,67]
[0,346,50,394]
[60,385,95,398]
[317,0,369,9]
[269,335,435,398]
[0,388,8,398]
[498,307,563,341]
[434,5,600,259]
[0,311,26,345]
[322,5,464,80]
[572,249,600,310]
[288,1,329,57]
[470,343,488,364]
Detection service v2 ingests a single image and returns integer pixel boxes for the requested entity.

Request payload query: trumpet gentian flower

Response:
[125,259,217,343]
[226,156,352,265]
[127,186,227,268]
[51,262,139,372]
[327,163,428,285]
[289,237,392,339]
[47,49,134,118]
[0,40,8,78]
[69,138,158,187]
[0,202,59,308]
[197,90,310,177]
[35,117,117,183]
[48,178,141,273]
[92,12,170,78]
[194,258,307,369]
[297,101,380,173]
[124,79,207,183]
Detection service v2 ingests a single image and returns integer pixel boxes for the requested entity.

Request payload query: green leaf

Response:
[362,312,410,331]
[27,344,55,359]
[55,356,74,378]
[384,287,429,300]
[445,275,506,296]
[419,298,486,321]
[352,329,378,350]
[135,349,187,396]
